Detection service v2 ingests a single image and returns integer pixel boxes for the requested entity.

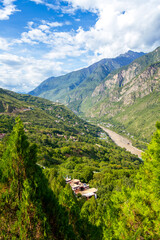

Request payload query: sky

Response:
[0,0,160,93]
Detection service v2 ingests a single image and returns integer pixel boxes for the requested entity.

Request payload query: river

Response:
[100,126,143,158]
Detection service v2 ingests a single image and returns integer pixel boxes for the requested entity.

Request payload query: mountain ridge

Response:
[29,50,144,105]
[84,47,160,145]
[29,46,160,145]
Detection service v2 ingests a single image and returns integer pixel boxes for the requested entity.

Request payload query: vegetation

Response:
[102,122,160,239]
[0,88,139,171]
[0,118,101,239]
[0,118,141,239]
[1,88,160,239]
[29,51,144,106]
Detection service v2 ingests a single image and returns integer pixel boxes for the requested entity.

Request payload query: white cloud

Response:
[16,0,160,61]
[64,0,160,58]
[0,0,19,20]
[15,22,87,62]
[14,20,66,45]
[1,0,160,93]
[30,0,76,14]
[30,0,60,10]
[0,53,64,92]
[30,0,44,3]
[0,37,10,50]
[41,20,63,28]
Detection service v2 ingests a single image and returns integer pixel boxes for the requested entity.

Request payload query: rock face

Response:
[119,63,160,105]
[84,47,160,143]
[93,62,160,106]
[88,47,160,118]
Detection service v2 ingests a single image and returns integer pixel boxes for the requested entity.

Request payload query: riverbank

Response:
[100,126,143,158]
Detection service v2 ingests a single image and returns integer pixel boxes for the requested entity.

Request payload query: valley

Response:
[0,88,144,239]
[29,47,160,146]
[0,46,160,239]
[100,126,143,158]
[1,0,160,238]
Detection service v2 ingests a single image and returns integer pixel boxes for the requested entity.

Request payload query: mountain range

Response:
[87,47,160,144]
[29,50,144,107]
[29,47,160,145]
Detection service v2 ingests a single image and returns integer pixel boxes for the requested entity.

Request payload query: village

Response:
[65,177,98,200]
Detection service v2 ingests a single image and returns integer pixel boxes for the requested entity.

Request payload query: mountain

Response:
[29,50,144,108]
[29,47,160,145]
[84,47,160,145]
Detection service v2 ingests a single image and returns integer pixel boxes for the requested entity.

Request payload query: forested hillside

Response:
[102,122,160,239]
[0,89,160,239]
[0,88,139,170]
[0,88,144,239]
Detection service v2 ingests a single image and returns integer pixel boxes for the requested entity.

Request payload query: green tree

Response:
[104,122,160,239]
[0,118,51,239]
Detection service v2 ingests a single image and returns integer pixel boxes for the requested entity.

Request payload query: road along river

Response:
[100,126,143,158]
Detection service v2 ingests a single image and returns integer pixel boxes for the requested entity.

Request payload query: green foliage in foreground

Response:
[0,119,101,239]
[102,122,160,239]
[1,118,160,239]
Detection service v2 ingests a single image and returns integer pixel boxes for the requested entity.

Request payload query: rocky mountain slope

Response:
[85,47,160,144]
[29,51,144,107]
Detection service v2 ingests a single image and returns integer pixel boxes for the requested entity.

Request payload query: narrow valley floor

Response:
[100,126,143,158]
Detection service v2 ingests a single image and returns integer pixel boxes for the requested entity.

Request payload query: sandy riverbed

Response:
[100,126,143,158]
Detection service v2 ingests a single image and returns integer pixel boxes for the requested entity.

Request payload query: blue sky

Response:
[0,0,160,93]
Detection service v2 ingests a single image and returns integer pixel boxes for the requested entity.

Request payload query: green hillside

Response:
[108,92,160,141]
[1,88,160,239]
[29,51,144,107]
[0,88,140,169]
[0,88,144,239]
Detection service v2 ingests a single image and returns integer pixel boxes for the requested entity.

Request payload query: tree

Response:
[103,122,160,239]
[0,118,51,239]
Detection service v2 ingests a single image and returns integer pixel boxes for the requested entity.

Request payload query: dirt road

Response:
[100,126,143,158]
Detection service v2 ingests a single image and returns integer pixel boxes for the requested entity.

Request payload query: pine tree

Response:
[0,118,51,239]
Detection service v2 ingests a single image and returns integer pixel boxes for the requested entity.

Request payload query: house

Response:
[79,188,97,199]
[0,133,6,139]
[65,178,97,199]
